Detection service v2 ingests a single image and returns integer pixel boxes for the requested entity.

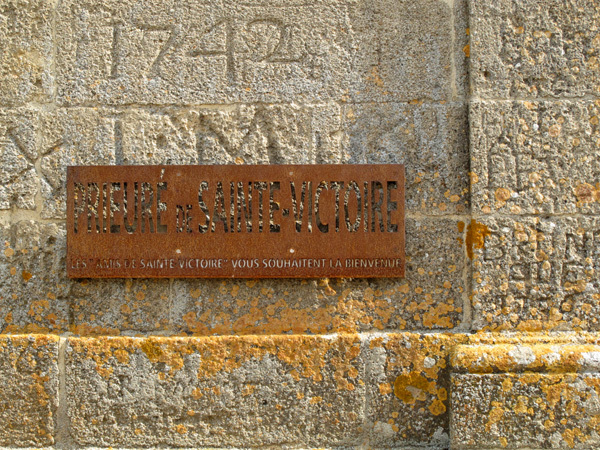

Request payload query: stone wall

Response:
[0,0,598,448]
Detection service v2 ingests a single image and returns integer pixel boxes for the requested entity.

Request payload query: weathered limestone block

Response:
[55,0,354,105]
[451,343,600,449]
[348,0,467,102]
[0,221,69,333]
[69,279,172,335]
[364,333,468,449]
[471,216,600,331]
[0,0,53,106]
[0,108,39,210]
[344,102,469,215]
[471,0,600,98]
[471,100,600,215]
[39,108,117,219]
[171,218,467,334]
[120,103,344,165]
[55,0,466,105]
[66,335,364,447]
[0,335,58,446]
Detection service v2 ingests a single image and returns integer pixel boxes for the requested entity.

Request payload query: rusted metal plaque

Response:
[67,165,405,278]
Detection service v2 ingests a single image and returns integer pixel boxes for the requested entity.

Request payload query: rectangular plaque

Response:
[67,164,405,278]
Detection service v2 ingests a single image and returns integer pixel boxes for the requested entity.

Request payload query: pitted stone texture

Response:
[121,103,343,165]
[70,279,171,335]
[0,108,39,210]
[348,0,467,102]
[0,335,58,446]
[39,108,117,219]
[172,218,466,334]
[0,0,53,106]
[344,102,469,215]
[364,333,468,449]
[471,100,600,215]
[472,216,600,331]
[451,373,600,449]
[0,221,69,333]
[471,0,600,99]
[55,0,353,105]
[66,335,364,447]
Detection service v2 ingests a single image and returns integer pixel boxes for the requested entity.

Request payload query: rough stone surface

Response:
[344,102,469,214]
[2,0,600,448]
[0,108,39,210]
[55,0,354,105]
[471,216,600,331]
[171,217,467,334]
[0,221,69,334]
[0,335,58,447]
[121,103,344,165]
[364,333,468,449]
[54,0,465,105]
[66,335,364,448]
[471,100,600,215]
[452,373,600,449]
[39,108,117,219]
[471,0,600,99]
[347,0,467,102]
[70,279,172,335]
[0,0,53,106]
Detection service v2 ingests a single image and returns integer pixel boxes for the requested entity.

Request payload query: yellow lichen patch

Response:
[548,123,561,137]
[21,270,32,282]
[574,182,600,204]
[379,382,392,395]
[70,335,362,392]
[452,343,600,374]
[485,405,504,432]
[428,398,446,415]
[393,372,433,403]
[562,427,583,448]
[192,388,203,399]
[383,333,468,420]
[465,220,491,259]
[495,187,511,203]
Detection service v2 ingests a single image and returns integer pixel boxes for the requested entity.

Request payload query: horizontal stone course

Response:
[54,0,465,105]
[1,215,466,335]
[66,335,365,448]
[453,343,600,373]
[171,217,467,334]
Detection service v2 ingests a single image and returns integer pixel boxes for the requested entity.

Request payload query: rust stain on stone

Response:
[465,219,491,259]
